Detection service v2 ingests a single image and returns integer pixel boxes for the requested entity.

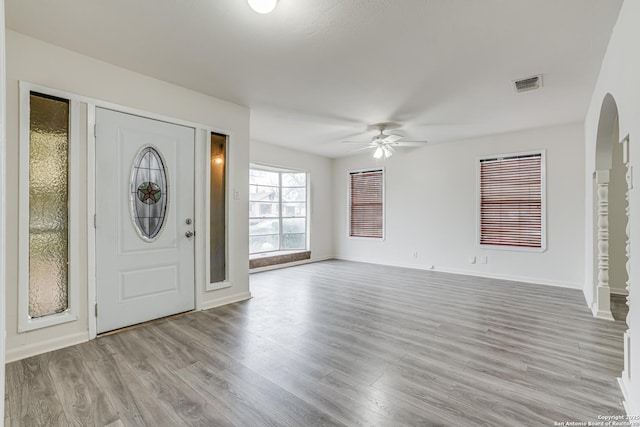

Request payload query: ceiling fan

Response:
[342,123,429,159]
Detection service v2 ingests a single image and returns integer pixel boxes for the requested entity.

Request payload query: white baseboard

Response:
[5,331,89,363]
[200,291,252,311]
[333,256,582,289]
[249,256,333,274]
[618,376,640,417]
[583,287,594,311]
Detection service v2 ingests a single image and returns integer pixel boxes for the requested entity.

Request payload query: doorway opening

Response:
[592,93,629,322]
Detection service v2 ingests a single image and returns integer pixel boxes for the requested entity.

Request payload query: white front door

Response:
[96,108,195,334]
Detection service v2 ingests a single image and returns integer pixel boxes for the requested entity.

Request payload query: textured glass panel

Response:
[210,134,227,283]
[130,146,168,241]
[282,233,306,250]
[249,235,279,253]
[249,218,279,235]
[282,187,305,202]
[29,93,70,318]
[282,218,306,233]
[209,133,227,283]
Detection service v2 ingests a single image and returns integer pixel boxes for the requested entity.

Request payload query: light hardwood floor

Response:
[4,260,628,426]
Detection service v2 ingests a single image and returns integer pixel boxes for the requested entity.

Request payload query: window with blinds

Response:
[479,152,545,250]
[349,169,384,239]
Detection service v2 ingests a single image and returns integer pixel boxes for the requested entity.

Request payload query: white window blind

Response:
[349,169,383,238]
[479,153,543,249]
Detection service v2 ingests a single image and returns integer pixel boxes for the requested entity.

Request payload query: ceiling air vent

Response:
[512,75,543,93]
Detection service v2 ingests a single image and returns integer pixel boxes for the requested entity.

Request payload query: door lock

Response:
[185,230,195,238]
[185,218,192,225]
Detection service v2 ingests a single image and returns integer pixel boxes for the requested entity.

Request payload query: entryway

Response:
[95,108,196,334]
[592,93,630,321]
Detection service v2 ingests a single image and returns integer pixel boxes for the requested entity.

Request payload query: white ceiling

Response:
[6,0,623,158]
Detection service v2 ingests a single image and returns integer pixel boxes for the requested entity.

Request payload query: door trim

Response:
[86,103,229,339]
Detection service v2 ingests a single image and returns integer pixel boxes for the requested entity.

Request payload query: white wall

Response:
[333,123,585,288]
[4,31,250,361]
[250,141,334,262]
[584,0,640,415]
[1,0,6,424]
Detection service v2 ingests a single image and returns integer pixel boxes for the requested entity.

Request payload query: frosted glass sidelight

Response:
[29,93,70,318]
[130,146,168,241]
[210,133,227,283]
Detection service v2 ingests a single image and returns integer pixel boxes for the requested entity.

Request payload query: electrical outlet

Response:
[412,251,418,259]
[233,189,240,200]
[479,255,487,264]
[469,256,476,264]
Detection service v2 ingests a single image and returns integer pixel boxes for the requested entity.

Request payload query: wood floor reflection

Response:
[5,260,628,426]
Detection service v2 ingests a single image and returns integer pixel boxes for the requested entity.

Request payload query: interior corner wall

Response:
[250,141,334,262]
[4,30,250,361]
[584,0,640,415]
[333,122,585,289]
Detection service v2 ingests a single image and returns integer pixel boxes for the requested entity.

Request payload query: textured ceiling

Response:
[6,0,623,157]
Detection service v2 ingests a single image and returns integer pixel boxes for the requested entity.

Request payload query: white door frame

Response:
[86,101,226,339]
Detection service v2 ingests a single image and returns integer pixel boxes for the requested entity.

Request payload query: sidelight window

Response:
[19,84,79,331]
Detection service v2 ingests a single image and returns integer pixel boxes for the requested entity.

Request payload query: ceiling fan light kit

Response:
[248,0,278,14]
[373,145,393,159]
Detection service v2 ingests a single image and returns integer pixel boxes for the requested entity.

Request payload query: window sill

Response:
[249,250,311,269]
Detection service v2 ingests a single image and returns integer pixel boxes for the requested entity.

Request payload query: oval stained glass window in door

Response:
[130,146,168,241]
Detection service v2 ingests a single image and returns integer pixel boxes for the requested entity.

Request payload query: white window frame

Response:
[249,163,309,255]
[477,149,546,252]
[18,82,80,331]
[348,168,385,240]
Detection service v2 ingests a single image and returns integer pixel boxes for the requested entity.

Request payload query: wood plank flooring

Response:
[4,260,628,426]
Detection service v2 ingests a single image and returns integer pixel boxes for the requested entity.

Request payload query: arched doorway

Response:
[592,93,629,321]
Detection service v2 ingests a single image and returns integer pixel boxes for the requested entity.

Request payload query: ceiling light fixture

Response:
[248,0,278,14]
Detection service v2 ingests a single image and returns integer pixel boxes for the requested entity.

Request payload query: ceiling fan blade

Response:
[396,140,429,147]
[382,134,403,143]
[350,146,376,152]
[341,140,371,144]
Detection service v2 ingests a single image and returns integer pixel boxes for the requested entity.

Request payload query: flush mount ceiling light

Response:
[248,0,278,14]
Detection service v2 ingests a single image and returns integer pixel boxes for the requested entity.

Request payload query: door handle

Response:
[185,230,195,238]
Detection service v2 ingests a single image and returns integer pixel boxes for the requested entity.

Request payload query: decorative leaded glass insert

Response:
[130,146,168,241]
[29,92,70,318]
